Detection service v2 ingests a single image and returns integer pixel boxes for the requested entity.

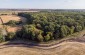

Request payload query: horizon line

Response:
[0,8,85,10]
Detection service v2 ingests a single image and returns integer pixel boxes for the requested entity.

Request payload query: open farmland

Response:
[0,41,85,55]
[0,15,27,32]
[0,15,26,23]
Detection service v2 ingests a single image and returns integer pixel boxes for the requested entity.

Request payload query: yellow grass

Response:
[0,15,26,32]
[0,42,85,55]
[0,15,21,23]
[6,26,22,32]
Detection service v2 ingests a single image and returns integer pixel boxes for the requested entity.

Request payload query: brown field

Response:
[0,15,20,23]
[6,26,22,32]
[0,15,27,32]
[0,15,26,24]
[0,41,85,55]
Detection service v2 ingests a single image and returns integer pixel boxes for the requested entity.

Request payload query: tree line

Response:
[0,12,85,42]
[17,12,85,42]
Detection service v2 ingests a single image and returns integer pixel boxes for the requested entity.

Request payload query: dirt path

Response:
[0,41,85,55]
[0,36,85,55]
[0,36,85,50]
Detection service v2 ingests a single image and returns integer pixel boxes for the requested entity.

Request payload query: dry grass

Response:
[0,15,21,23]
[0,42,85,55]
[6,26,22,32]
[0,15,26,32]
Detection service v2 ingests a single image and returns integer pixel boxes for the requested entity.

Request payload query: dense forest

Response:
[1,12,85,42]
[17,12,85,42]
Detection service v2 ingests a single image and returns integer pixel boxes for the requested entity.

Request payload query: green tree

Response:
[70,26,75,34]
[7,32,15,40]
[0,35,4,42]
[37,34,44,42]
[44,34,51,41]
[60,25,68,37]
[0,29,5,42]
[23,25,43,41]
[75,25,82,32]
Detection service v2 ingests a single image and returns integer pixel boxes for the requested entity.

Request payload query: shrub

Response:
[37,34,44,42]
[44,34,51,41]
[6,32,15,40]
[0,35,5,42]
[0,29,5,42]
[5,20,22,26]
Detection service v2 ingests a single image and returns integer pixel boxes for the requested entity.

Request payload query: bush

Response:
[37,34,44,42]
[5,20,22,26]
[0,35,5,42]
[6,32,15,40]
[0,29,5,42]
[60,25,68,37]
[75,25,82,32]
[44,34,51,41]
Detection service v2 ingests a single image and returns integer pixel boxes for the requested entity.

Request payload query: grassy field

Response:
[0,41,85,55]
[0,15,26,32]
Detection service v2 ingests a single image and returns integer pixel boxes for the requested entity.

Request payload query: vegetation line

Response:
[1,12,85,44]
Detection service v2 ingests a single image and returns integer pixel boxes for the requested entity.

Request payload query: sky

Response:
[0,0,85,9]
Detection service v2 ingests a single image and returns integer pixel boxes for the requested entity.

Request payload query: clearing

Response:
[0,15,27,32]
